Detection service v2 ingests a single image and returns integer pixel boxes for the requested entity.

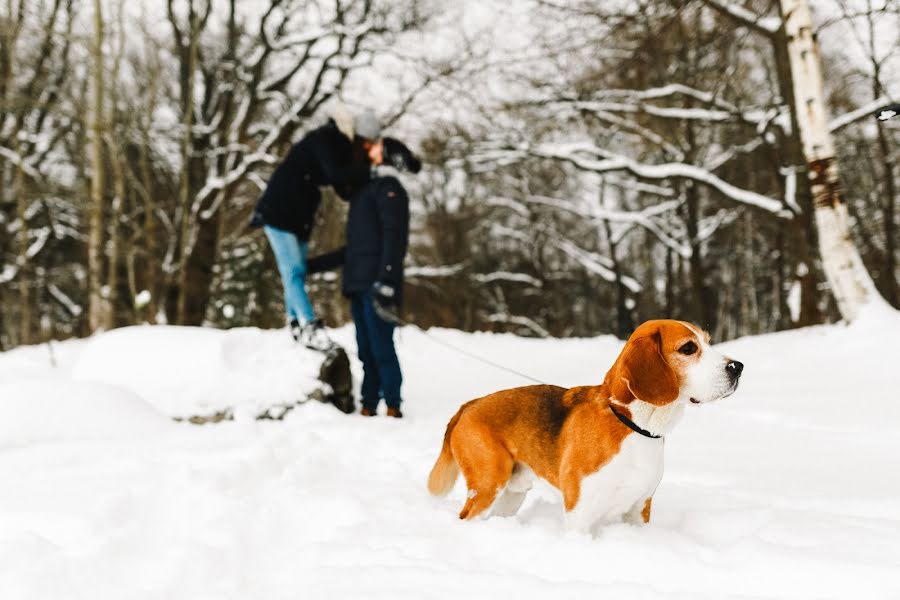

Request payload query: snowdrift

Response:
[0,379,172,448]
[1,325,345,422]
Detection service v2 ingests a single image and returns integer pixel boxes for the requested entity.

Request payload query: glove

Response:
[371,282,401,323]
[382,138,422,174]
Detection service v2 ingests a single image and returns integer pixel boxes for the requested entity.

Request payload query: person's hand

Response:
[371,282,400,323]
[383,138,422,173]
[367,140,384,165]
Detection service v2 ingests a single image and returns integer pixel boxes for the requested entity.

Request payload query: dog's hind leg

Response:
[490,463,533,517]
[453,427,514,520]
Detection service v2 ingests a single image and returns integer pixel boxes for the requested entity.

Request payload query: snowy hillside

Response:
[1,310,899,599]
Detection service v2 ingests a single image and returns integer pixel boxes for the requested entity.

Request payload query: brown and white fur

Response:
[427,319,743,534]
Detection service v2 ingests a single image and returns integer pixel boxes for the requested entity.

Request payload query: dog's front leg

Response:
[624,496,652,526]
[561,470,593,534]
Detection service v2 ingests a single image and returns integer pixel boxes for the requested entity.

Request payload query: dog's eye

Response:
[678,341,698,355]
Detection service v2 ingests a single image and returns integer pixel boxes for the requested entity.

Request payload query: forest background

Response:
[1,0,897,350]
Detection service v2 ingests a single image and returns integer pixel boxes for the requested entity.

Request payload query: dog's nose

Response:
[726,360,744,378]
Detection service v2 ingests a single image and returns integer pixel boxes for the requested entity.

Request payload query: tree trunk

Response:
[180,213,221,325]
[876,118,897,306]
[87,0,109,332]
[106,133,125,326]
[14,157,29,345]
[665,246,675,316]
[779,0,882,321]
[774,228,789,329]
[173,3,204,325]
[684,182,715,329]
[871,83,897,307]
[138,128,159,323]
[599,181,633,338]
[770,14,821,327]
[174,71,196,322]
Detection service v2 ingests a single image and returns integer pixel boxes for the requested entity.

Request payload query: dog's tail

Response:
[427,405,466,496]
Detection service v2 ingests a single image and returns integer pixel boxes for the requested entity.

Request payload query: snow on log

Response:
[69,326,353,422]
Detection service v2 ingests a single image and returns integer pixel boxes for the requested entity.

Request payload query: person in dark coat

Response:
[250,108,384,350]
[308,173,416,418]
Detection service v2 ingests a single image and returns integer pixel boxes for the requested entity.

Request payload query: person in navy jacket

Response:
[309,169,418,418]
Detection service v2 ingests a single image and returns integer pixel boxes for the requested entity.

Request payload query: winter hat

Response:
[353,110,382,140]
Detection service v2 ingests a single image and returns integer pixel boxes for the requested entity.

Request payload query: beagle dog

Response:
[427,319,743,533]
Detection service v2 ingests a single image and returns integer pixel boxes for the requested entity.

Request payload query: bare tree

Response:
[1,0,78,346]
[138,0,428,325]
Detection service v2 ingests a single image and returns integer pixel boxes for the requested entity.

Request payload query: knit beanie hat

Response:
[353,110,383,140]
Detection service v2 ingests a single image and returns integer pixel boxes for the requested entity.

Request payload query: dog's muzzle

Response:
[726,360,744,381]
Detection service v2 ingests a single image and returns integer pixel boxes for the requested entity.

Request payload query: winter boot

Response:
[297,319,336,352]
[387,407,403,419]
[360,406,377,417]
[289,319,302,342]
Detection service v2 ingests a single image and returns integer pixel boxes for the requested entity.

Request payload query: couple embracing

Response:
[250,106,421,418]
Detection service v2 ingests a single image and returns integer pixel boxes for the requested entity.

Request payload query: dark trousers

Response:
[350,292,402,410]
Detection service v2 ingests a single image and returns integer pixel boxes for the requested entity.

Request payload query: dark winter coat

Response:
[250,120,372,240]
[308,176,410,302]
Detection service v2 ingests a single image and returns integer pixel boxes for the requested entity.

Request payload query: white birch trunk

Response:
[781,0,881,321]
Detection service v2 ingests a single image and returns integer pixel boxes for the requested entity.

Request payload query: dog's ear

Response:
[608,329,678,406]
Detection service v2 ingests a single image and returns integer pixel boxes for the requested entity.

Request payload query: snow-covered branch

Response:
[406,264,542,288]
[583,108,685,160]
[829,96,892,133]
[0,146,41,181]
[474,272,543,287]
[595,83,741,111]
[698,0,781,36]
[697,208,740,242]
[48,284,83,317]
[486,192,690,258]
[550,237,642,293]
[406,264,467,278]
[530,143,793,217]
[486,313,550,337]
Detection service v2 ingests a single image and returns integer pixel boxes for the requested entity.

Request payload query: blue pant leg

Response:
[351,293,382,410]
[264,226,316,324]
[360,293,403,409]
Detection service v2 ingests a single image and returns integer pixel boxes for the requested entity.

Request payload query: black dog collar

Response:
[609,404,661,439]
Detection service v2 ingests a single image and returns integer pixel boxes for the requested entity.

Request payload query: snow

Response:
[1,312,900,598]
[134,289,152,308]
[68,326,327,420]
[0,379,171,449]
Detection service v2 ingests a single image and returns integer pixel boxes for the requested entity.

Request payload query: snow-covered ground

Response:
[1,309,899,599]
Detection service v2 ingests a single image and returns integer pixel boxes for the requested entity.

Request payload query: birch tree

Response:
[699,0,889,321]
[779,0,882,320]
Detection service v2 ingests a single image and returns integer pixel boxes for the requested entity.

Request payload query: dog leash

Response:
[377,305,547,385]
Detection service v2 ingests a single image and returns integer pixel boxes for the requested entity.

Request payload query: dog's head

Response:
[605,319,742,407]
